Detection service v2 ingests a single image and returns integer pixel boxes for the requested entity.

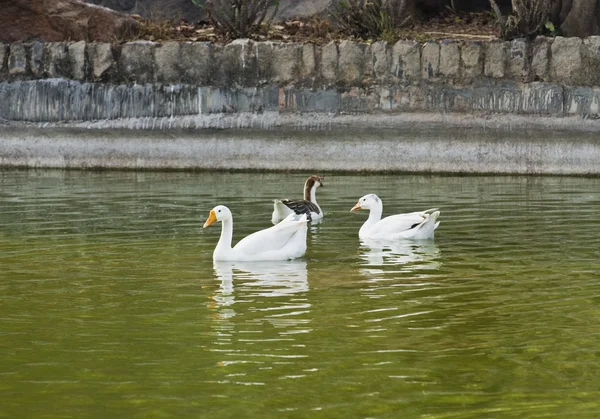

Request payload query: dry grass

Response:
[127,11,498,45]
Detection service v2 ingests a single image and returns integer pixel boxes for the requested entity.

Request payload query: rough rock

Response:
[219,40,256,87]
[8,42,27,75]
[154,42,180,84]
[421,41,440,80]
[44,43,70,78]
[154,42,213,85]
[271,43,301,84]
[254,42,300,84]
[1,0,141,43]
[531,37,551,81]
[0,44,7,74]
[30,41,45,77]
[369,41,391,81]
[87,42,115,80]
[484,41,506,78]
[507,39,529,82]
[300,44,316,81]
[179,43,213,84]
[439,40,459,78]
[320,41,338,84]
[583,36,600,85]
[550,37,583,85]
[68,41,87,80]
[118,42,155,83]
[391,40,420,82]
[460,42,483,81]
[338,41,365,84]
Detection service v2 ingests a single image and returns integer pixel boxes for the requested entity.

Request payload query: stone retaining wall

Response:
[2,37,600,122]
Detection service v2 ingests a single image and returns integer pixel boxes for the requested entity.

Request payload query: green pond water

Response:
[1,170,600,418]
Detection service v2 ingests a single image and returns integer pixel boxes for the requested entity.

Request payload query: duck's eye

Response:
[218,210,221,213]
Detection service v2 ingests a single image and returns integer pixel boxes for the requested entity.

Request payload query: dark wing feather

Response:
[281,199,321,222]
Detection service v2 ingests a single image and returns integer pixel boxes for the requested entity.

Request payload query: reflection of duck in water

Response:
[359,238,441,271]
[212,260,309,304]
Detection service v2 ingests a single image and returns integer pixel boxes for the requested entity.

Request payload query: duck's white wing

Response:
[370,209,438,236]
[234,214,308,256]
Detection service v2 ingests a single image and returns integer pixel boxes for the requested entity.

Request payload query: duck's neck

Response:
[304,181,321,210]
[215,218,234,257]
[361,202,383,231]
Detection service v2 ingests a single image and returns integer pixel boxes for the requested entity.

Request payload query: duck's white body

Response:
[204,205,308,261]
[351,194,440,240]
[272,175,324,224]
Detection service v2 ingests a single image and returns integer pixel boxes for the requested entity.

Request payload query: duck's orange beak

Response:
[350,202,362,212]
[203,210,217,228]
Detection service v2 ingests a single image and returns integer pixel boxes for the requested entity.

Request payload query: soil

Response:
[133,11,499,45]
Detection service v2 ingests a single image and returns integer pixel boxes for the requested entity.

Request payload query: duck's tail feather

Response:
[411,210,440,240]
[272,199,294,223]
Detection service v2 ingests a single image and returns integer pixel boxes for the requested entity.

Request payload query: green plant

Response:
[330,0,410,41]
[489,0,551,40]
[201,0,279,39]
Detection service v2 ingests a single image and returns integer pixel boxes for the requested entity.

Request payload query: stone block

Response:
[119,42,155,84]
[156,42,213,84]
[30,41,45,77]
[180,42,213,84]
[507,38,529,81]
[439,40,459,78]
[154,42,180,84]
[254,42,301,84]
[550,37,583,84]
[300,44,316,80]
[273,43,301,84]
[0,44,7,74]
[68,41,86,80]
[338,40,366,84]
[421,41,440,79]
[45,42,70,78]
[87,42,114,80]
[8,43,27,75]
[254,42,276,83]
[461,42,483,80]
[370,41,391,80]
[321,41,338,84]
[219,39,256,86]
[531,37,551,81]
[484,41,506,78]
[391,40,420,81]
[583,36,600,85]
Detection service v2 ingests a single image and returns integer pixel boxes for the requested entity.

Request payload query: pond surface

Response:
[1,170,600,418]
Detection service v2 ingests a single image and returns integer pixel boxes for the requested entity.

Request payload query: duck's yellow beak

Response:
[203,210,217,228]
[350,202,362,212]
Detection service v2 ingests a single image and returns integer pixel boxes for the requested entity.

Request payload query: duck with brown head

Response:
[272,175,325,224]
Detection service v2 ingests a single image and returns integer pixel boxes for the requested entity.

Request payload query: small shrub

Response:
[489,0,551,40]
[201,0,279,39]
[329,0,411,41]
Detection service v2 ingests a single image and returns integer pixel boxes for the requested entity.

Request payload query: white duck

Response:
[350,194,440,240]
[272,175,324,224]
[204,205,308,261]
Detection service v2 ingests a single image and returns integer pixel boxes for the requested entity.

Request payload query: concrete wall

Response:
[2,38,600,174]
[2,125,600,174]
[2,37,600,122]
